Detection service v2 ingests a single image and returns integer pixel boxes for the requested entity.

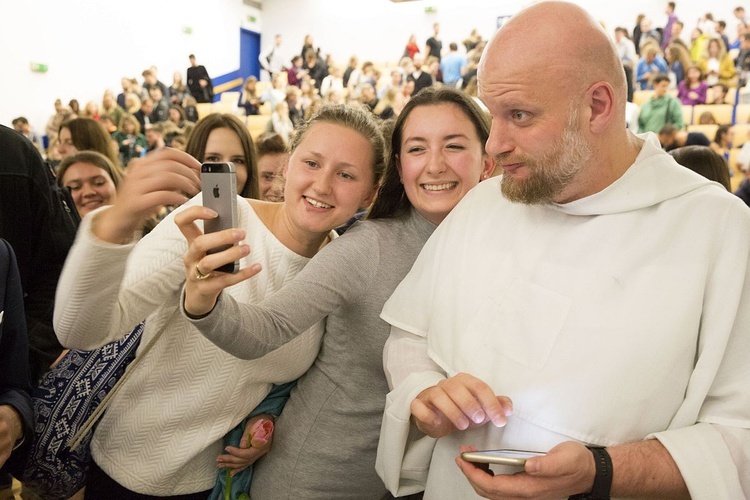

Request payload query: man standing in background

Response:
[440,43,467,88]
[260,34,287,81]
[187,54,214,103]
[661,2,678,49]
[425,23,442,62]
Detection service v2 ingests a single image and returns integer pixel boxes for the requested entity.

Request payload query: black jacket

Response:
[0,239,34,476]
[0,125,77,382]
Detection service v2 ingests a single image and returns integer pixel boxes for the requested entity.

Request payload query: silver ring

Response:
[195,263,212,280]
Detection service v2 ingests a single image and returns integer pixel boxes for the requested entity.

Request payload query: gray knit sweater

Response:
[188,209,435,499]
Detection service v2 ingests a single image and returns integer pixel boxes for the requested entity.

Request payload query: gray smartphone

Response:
[201,162,239,274]
[460,449,546,467]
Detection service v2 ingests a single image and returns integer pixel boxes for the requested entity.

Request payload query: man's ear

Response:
[481,154,496,180]
[587,81,616,134]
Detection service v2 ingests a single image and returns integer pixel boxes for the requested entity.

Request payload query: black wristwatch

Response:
[569,446,612,500]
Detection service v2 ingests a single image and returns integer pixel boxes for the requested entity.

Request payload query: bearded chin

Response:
[499,125,591,205]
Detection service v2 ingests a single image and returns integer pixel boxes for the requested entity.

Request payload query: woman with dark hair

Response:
[185,113,259,199]
[56,117,121,169]
[677,65,709,105]
[669,145,731,190]
[184,88,495,499]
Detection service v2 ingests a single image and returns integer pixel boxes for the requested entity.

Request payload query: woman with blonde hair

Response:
[373,87,398,120]
[697,37,738,86]
[53,105,386,498]
[112,114,147,167]
[635,43,668,90]
[238,76,261,116]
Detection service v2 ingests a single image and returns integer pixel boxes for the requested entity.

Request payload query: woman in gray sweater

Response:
[178,88,495,499]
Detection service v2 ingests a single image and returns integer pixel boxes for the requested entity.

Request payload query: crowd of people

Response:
[1,2,749,500]
[613,2,750,199]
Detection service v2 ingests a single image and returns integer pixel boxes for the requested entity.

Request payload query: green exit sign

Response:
[183,26,193,34]
[425,5,436,13]
[247,15,257,23]
[30,62,48,73]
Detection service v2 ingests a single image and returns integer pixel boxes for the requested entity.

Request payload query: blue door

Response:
[240,28,261,81]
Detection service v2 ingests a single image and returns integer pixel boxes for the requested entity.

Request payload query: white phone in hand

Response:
[460,449,546,467]
[201,162,239,274]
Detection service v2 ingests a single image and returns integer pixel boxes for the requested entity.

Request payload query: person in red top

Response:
[404,34,420,59]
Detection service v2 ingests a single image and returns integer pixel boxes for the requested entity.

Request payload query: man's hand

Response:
[456,441,595,499]
[411,373,513,439]
[0,405,23,469]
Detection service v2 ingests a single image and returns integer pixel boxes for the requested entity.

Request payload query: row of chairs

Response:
[633,87,740,107]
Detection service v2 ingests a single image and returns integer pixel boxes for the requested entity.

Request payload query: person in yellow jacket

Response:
[697,37,738,86]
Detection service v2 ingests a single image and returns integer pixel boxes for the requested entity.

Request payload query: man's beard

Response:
[499,110,592,205]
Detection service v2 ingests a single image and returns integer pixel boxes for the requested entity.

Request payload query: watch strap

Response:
[569,445,612,500]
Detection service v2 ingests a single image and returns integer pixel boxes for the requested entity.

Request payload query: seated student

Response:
[238,76,261,116]
[669,145,731,190]
[254,132,287,203]
[271,101,294,145]
[113,115,147,168]
[735,173,750,207]
[658,124,711,151]
[638,74,684,133]
[184,88,495,500]
[56,118,121,170]
[676,65,708,105]
[709,125,734,171]
[734,126,750,173]
[52,106,385,499]
[697,111,718,124]
[708,83,730,104]
[697,37,738,86]
[635,44,668,90]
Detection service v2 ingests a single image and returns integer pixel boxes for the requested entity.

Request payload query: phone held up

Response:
[460,449,546,467]
[201,162,239,274]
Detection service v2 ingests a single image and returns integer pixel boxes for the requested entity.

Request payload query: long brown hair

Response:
[59,117,121,169]
[185,113,259,199]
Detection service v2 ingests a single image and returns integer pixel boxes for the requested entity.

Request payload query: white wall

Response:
[0,0,261,133]
[1,0,741,135]
[260,0,741,68]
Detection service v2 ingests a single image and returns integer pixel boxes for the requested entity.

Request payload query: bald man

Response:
[376,2,750,499]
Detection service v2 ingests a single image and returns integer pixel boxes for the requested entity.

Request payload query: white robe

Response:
[377,134,750,499]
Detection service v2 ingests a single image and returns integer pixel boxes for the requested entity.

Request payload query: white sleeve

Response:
[651,204,750,499]
[376,326,445,497]
[320,77,331,97]
[258,47,270,70]
[736,144,750,172]
[54,201,194,350]
[653,424,749,499]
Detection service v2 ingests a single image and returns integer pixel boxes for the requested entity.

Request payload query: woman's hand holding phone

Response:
[174,205,262,318]
[93,149,201,244]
